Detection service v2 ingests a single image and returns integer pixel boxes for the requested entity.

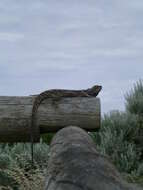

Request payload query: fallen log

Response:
[0,96,100,142]
[45,126,141,190]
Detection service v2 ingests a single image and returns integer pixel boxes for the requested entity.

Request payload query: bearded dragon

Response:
[30,85,102,164]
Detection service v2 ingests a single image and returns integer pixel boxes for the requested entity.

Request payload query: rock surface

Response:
[45,126,142,190]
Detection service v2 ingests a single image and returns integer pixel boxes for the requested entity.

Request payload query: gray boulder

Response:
[45,126,142,190]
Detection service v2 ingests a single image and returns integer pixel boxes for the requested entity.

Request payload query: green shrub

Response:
[0,154,12,170]
[0,169,19,190]
[0,141,49,189]
[92,111,141,174]
[41,133,54,145]
[125,79,143,115]
[137,163,143,176]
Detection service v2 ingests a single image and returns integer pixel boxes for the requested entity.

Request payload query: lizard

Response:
[30,85,102,165]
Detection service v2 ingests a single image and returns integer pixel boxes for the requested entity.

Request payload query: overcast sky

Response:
[0,0,143,113]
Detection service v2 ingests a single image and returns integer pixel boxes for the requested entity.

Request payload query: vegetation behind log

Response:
[92,80,143,185]
[0,80,143,189]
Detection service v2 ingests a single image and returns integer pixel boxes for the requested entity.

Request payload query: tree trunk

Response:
[0,96,100,142]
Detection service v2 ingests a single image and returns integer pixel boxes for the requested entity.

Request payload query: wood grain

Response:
[0,96,100,142]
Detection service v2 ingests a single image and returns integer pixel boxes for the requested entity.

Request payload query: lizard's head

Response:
[87,85,102,96]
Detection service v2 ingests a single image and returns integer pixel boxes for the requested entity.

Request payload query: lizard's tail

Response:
[30,97,41,165]
[30,93,47,165]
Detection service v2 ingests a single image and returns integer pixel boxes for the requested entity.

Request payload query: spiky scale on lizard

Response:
[30,85,102,165]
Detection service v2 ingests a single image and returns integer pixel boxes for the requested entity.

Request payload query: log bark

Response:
[0,96,100,142]
[45,126,141,190]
